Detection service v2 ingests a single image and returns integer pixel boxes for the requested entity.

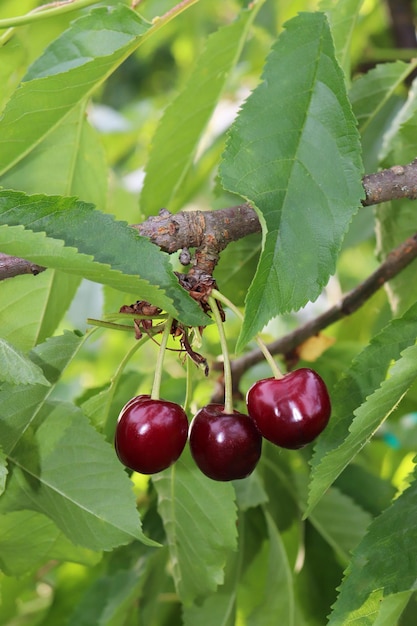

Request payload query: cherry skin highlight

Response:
[115,398,188,474]
[117,394,151,421]
[246,368,331,449]
[189,403,262,481]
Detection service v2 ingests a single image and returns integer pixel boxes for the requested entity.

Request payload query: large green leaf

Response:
[0,510,100,576]
[0,5,150,177]
[0,331,83,455]
[0,98,108,345]
[328,466,417,625]
[140,1,263,215]
[2,400,156,551]
[0,271,81,350]
[307,303,417,515]
[153,447,237,605]
[220,12,363,348]
[243,511,294,626]
[0,190,208,326]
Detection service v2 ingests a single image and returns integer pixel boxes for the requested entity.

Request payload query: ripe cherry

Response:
[117,394,150,421]
[246,368,331,449]
[189,404,262,481]
[115,398,188,474]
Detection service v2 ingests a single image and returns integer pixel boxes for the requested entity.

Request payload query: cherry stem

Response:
[211,288,284,380]
[208,295,234,414]
[183,356,192,416]
[151,316,173,400]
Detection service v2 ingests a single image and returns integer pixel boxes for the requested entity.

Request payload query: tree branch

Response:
[218,231,417,398]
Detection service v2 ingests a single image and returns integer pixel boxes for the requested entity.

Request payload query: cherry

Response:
[115,398,188,474]
[117,394,150,421]
[246,368,331,449]
[189,404,262,481]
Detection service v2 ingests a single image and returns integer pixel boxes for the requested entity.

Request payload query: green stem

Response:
[208,295,234,414]
[183,355,193,416]
[0,0,100,29]
[211,288,284,379]
[151,317,173,400]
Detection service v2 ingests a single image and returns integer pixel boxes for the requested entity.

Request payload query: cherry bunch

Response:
[113,290,331,481]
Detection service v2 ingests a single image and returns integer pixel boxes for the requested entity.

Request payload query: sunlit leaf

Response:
[0,337,50,386]
[0,5,150,177]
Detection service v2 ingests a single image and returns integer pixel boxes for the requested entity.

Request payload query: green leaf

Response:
[350,61,416,136]
[375,79,417,315]
[0,102,108,204]
[0,5,150,176]
[320,0,365,77]
[0,337,50,386]
[0,271,80,350]
[220,12,363,348]
[349,60,417,171]
[140,2,263,215]
[243,511,294,626]
[0,190,208,327]
[328,466,417,625]
[0,450,7,497]
[307,304,417,515]
[66,566,149,626]
[0,510,100,576]
[153,447,237,605]
[0,331,83,455]
[2,400,157,551]
[310,487,371,566]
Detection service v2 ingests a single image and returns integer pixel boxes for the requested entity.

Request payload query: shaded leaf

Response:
[245,511,294,626]
[0,337,50,386]
[376,78,417,315]
[328,465,417,625]
[220,12,363,348]
[349,60,417,172]
[67,565,149,626]
[153,447,237,605]
[310,487,371,566]
[0,510,100,576]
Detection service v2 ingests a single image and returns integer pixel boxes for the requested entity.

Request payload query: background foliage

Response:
[1,0,417,624]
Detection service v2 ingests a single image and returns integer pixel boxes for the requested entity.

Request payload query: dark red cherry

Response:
[189,403,262,481]
[115,398,188,474]
[246,368,331,449]
[117,394,151,421]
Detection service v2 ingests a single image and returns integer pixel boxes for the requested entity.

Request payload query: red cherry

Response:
[117,394,150,421]
[189,403,262,481]
[246,368,331,449]
[115,398,188,474]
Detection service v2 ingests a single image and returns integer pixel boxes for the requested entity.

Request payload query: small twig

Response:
[0,253,45,279]
[362,160,417,205]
